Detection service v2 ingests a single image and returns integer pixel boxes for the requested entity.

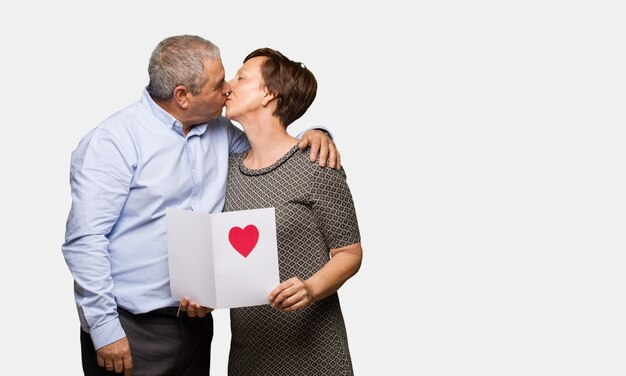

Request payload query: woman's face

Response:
[225,56,268,122]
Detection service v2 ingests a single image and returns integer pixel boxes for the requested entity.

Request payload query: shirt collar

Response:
[140,88,208,137]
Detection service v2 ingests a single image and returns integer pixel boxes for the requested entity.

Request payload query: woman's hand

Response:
[269,276,315,312]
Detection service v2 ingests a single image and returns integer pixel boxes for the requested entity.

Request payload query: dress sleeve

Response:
[310,166,361,249]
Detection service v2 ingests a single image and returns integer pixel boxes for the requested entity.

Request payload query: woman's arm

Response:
[269,242,362,312]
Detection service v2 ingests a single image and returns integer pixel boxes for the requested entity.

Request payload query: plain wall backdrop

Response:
[1,0,624,375]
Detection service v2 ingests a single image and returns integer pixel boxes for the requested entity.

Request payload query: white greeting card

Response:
[166,207,279,309]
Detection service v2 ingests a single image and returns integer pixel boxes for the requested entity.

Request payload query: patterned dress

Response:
[224,145,360,376]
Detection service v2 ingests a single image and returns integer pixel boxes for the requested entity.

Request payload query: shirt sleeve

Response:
[62,127,134,349]
[310,165,361,249]
[224,119,250,154]
[227,122,334,153]
[294,125,334,140]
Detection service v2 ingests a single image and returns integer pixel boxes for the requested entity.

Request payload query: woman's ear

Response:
[262,90,277,107]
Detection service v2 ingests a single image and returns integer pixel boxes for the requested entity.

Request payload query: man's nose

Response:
[222,82,232,96]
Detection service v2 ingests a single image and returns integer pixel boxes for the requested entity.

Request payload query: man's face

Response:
[186,58,232,125]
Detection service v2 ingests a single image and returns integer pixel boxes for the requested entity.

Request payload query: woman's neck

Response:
[241,118,298,169]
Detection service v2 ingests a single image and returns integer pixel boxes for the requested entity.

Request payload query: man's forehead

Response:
[205,58,225,74]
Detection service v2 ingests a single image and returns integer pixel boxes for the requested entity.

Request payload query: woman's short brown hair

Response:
[244,48,317,127]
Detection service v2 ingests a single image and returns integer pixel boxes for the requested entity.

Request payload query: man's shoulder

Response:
[207,116,240,130]
[204,116,245,145]
[93,100,157,136]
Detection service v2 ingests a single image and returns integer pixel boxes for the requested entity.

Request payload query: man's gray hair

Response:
[147,35,221,100]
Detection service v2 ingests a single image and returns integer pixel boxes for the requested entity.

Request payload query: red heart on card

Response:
[228,225,259,258]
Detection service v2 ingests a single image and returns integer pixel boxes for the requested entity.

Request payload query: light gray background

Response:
[1,1,624,375]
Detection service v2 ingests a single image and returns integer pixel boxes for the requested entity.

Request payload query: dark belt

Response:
[148,306,184,317]
[118,306,187,318]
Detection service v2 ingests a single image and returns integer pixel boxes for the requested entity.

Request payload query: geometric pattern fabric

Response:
[224,145,360,375]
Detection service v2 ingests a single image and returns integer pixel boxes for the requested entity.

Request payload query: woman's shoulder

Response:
[294,147,347,179]
[228,148,249,164]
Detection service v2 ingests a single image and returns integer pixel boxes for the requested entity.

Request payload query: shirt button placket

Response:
[186,137,200,210]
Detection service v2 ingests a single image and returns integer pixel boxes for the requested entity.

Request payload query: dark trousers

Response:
[81,307,213,375]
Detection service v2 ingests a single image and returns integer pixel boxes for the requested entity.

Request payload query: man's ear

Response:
[173,85,190,109]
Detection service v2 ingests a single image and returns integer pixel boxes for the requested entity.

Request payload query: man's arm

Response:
[62,128,133,353]
[225,119,341,169]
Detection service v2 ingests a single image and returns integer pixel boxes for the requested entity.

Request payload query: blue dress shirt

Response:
[62,89,249,349]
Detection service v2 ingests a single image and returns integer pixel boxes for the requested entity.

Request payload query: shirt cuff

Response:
[88,317,126,350]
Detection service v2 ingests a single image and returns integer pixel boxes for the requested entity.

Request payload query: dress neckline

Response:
[238,144,300,176]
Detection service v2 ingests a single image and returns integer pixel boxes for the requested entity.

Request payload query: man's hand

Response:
[96,337,133,375]
[298,129,341,169]
[179,297,214,318]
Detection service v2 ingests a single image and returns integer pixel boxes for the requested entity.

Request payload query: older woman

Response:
[222,48,363,375]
